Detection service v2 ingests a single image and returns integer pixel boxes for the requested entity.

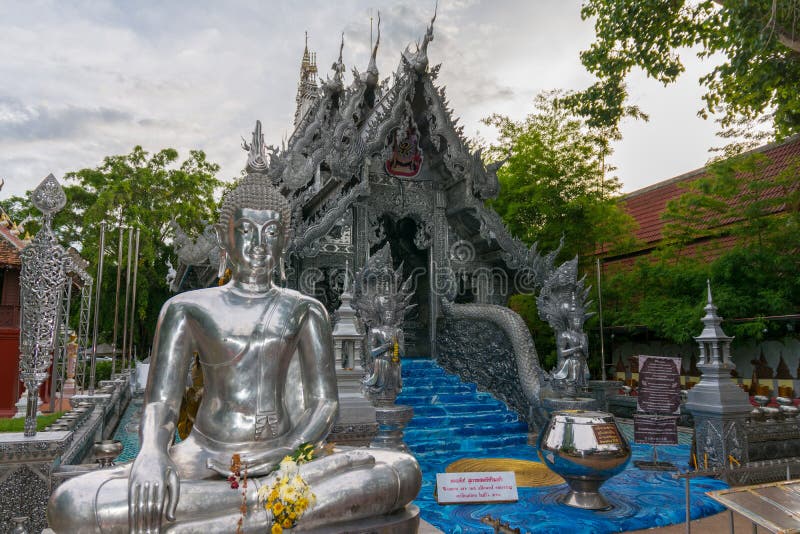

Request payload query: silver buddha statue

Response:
[48,173,421,532]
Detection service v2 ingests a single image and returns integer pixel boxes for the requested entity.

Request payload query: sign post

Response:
[634,355,682,470]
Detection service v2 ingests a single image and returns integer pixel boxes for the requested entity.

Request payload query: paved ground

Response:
[630,510,763,533]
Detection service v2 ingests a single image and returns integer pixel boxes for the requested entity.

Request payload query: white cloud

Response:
[0,0,727,200]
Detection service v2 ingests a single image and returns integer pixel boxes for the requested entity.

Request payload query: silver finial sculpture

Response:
[537,257,594,397]
[18,174,68,436]
[352,244,416,451]
[353,244,415,406]
[331,260,363,369]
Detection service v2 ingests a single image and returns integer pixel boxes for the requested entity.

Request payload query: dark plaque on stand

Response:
[633,355,681,471]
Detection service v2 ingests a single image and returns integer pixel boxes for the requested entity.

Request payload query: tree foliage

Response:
[485,90,637,259]
[484,90,637,369]
[566,0,800,141]
[2,147,222,357]
[603,150,800,344]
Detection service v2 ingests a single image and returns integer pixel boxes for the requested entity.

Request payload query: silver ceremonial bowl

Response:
[538,410,631,510]
[93,439,124,467]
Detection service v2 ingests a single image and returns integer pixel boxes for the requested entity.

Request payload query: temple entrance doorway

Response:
[372,215,430,357]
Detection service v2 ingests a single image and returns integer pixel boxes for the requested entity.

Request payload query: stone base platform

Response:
[296,505,420,533]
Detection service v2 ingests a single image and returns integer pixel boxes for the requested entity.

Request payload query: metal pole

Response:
[120,227,133,373]
[596,257,606,381]
[685,476,691,534]
[111,226,124,376]
[126,228,140,370]
[88,222,106,395]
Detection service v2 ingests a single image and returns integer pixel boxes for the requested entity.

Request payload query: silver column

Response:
[126,228,140,369]
[120,227,133,372]
[88,221,106,395]
[18,174,68,436]
[110,226,124,376]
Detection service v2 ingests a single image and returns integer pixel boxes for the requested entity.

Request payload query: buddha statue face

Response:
[225,207,283,277]
[214,175,291,282]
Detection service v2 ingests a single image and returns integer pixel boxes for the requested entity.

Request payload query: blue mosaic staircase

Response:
[398,358,530,459]
[396,358,726,533]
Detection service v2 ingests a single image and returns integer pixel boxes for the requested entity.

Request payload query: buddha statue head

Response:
[215,174,291,282]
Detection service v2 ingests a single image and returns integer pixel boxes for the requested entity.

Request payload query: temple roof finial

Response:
[707,278,713,306]
[365,12,381,86]
[327,32,346,88]
[243,120,268,174]
[403,2,437,73]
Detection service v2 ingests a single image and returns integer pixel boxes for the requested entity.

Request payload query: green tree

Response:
[484,90,637,370]
[2,146,222,358]
[603,149,800,344]
[485,90,636,258]
[565,1,800,141]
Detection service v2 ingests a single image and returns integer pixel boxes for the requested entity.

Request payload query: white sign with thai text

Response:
[436,471,518,504]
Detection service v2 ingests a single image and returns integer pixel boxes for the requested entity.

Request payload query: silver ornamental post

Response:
[88,222,106,395]
[126,228,140,370]
[18,174,68,437]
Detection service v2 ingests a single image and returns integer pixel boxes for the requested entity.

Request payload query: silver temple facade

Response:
[172,14,581,423]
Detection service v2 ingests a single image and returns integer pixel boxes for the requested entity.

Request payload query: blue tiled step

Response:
[409,434,529,454]
[409,411,521,427]
[398,391,496,405]
[405,420,528,440]
[400,383,477,395]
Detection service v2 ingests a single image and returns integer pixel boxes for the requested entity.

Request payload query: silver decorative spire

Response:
[695,279,733,365]
[364,12,381,87]
[19,174,69,436]
[243,120,269,174]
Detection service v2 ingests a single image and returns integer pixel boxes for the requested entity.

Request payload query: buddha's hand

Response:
[207,446,294,477]
[128,448,180,533]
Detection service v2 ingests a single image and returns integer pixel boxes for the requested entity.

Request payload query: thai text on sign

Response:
[637,355,682,415]
[592,423,623,445]
[634,414,679,445]
[436,472,518,504]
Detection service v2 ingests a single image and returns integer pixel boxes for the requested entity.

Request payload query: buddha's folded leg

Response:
[293,449,421,530]
[48,465,260,533]
[48,450,420,533]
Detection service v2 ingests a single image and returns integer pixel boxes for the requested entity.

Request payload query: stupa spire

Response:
[294,31,319,126]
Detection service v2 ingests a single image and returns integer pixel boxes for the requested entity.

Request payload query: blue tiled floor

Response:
[111,359,725,533]
[397,358,726,534]
[113,396,142,463]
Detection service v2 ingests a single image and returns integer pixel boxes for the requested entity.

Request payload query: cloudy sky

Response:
[1,0,726,200]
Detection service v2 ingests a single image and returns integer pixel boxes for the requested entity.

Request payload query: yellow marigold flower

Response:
[272,501,284,514]
[282,518,293,528]
[271,524,283,534]
[289,511,297,520]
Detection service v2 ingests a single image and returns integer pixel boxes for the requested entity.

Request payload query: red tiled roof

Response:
[621,135,800,246]
[0,225,25,267]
